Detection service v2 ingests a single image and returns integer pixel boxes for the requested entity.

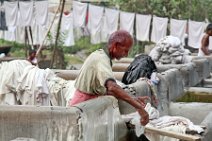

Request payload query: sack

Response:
[122,54,157,85]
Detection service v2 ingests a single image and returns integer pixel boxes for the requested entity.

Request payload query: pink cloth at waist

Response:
[69,90,99,106]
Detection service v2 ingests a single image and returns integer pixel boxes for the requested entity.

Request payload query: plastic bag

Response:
[122,54,157,85]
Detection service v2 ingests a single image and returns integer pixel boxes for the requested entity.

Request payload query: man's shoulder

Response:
[91,49,107,57]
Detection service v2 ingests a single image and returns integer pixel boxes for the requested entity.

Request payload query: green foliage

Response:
[65,54,84,64]
[108,0,212,21]
[0,39,26,57]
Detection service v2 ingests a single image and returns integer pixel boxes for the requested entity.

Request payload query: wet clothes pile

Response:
[149,36,191,64]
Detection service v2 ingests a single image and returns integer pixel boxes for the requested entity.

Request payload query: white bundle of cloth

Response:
[149,36,191,64]
[0,60,31,105]
[122,103,204,141]
[16,65,54,105]
[0,60,75,106]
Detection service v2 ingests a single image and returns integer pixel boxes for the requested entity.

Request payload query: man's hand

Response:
[135,96,150,108]
[137,108,149,126]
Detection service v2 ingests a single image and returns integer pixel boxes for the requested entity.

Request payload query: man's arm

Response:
[105,80,149,126]
[201,35,210,55]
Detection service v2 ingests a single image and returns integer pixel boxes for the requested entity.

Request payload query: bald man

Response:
[69,30,149,126]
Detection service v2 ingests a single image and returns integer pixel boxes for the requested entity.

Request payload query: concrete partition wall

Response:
[159,68,184,101]
[75,96,128,141]
[169,102,212,124]
[0,105,81,141]
[157,63,199,87]
[191,58,210,80]
[192,56,212,75]
[0,96,128,141]
[201,111,212,141]
[169,102,212,141]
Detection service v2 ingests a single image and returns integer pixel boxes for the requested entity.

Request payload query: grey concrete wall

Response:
[201,111,212,141]
[0,96,128,141]
[169,102,212,124]
[160,68,184,101]
[191,58,210,81]
[0,105,81,141]
[157,63,199,87]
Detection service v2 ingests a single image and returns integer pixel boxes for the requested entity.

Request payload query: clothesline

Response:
[0,0,210,49]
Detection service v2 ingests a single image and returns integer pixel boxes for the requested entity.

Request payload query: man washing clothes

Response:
[69,30,149,126]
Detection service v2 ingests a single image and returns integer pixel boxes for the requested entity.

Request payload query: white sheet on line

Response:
[73,1,88,28]
[87,4,104,44]
[34,1,48,26]
[4,26,16,41]
[170,19,187,42]
[188,20,206,48]
[120,11,135,36]
[48,13,60,44]
[101,8,119,42]
[0,31,3,39]
[151,16,168,43]
[18,1,33,26]
[61,13,75,46]
[4,1,18,26]
[15,26,25,43]
[102,8,119,41]
[136,14,151,41]
[100,14,108,43]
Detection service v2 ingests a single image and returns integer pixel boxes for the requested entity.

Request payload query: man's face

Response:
[110,39,133,60]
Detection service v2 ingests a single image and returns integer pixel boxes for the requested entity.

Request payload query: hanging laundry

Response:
[170,19,187,42]
[4,1,18,26]
[73,1,88,28]
[4,26,16,41]
[100,14,107,42]
[87,4,104,44]
[136,14,151,41]
[34,1,48,26]
[0,31,3,39]
[188,20,206,48]
[151,16,168,43]
[120,11,135,36]
[0,2,7,30]
[105,8,119,34]
[15,26,25,44]
[18,1,33,26]
[61,13,75,46]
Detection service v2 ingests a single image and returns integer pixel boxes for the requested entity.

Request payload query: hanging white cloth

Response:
[188,20,206,48]
[170,19,187,42]
[136,14,151,41]
[4,26,16,41]
[18,1,33,26]
[87,4,104,44]
[34,1,48,26]
[48,13,60,44]
[0,31,3,39]
[151,16,168,43]
[72,1,88,28]
[100,14,108,42]
[15,26,25,44]
[61,13,75,46]
[102,8,119,40]
[101,8,120,42]
[119,11,135,36]
[4,1,18,26]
